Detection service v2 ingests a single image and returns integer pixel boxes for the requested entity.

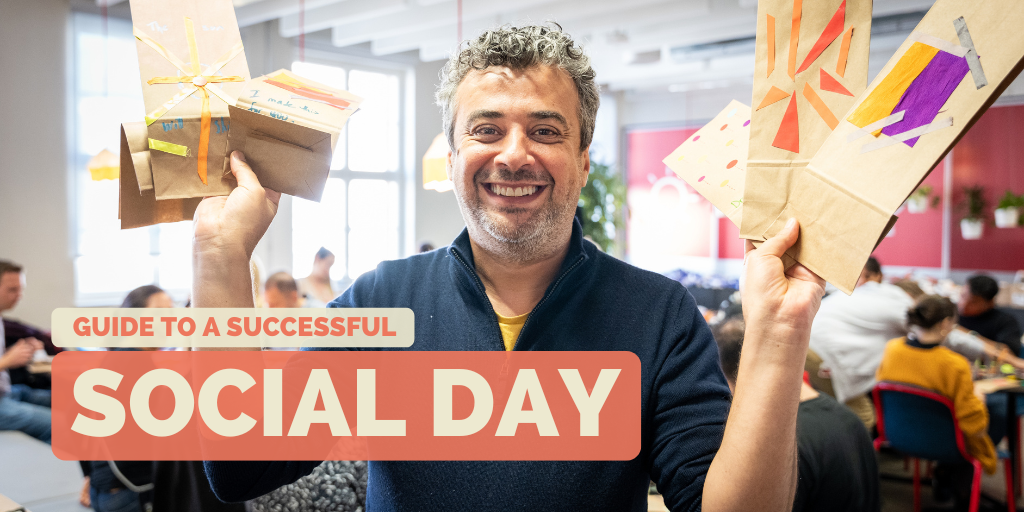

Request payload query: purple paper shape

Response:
[882,50,969,147]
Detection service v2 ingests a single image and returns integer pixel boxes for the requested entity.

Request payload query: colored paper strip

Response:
[789,0,801,80]
[861,117,953,153]
[836,27,853,77]
[846,42,940,130]
[881,50,969,146]
[909,31,968,58]
[796,0,845,75]
[953,17,987,89]
[802,83,838,130]
[820,68,853,96]
[265,78,352,110]
[772,93,800,153]
[847,111,905,142]
[756,85,792,110]
[767,14,776,78]
[149,138,190,157]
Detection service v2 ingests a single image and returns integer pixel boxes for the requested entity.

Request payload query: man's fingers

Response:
[229,151,263,191]
[757,218,800,259]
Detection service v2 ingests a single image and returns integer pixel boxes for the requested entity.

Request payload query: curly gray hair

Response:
[436,23,599,153]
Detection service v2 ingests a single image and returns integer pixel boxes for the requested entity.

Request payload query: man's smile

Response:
[481,181,548,206]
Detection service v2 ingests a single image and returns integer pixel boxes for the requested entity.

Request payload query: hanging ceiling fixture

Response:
[89,0,118,181]
[423,133,453,192]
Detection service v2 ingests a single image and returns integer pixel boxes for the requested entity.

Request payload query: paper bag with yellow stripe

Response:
[127,0,250,201]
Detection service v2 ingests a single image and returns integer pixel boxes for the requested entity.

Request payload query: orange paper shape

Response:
[767,14,776,78]
[772,93,800,152]
[847,42,940,132]
[757,85,792,110]
[836,27,853,77]
[819,68,853,96]
[802,83,839,130]
[796,0,846,75]
[788,0,802,80]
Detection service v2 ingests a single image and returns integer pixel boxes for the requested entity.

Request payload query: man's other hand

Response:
[742,218,826,346]
[0,339,35,369]
[193,151,281,259]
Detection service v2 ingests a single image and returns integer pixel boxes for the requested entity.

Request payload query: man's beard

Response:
[458,166,579,264]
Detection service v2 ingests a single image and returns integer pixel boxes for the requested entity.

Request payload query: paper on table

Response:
[774,0,1024,294]
[223,69,364,202]
[662,100,752,227]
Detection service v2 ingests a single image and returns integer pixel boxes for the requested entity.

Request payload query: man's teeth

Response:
[490,184,538,197]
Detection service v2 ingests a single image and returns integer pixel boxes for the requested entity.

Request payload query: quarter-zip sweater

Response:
[205,221,731,512]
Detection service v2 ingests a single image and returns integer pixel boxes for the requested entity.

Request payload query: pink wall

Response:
[871,160,945,268]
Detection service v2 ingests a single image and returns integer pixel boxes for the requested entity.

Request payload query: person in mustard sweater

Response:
[876,295,997,507]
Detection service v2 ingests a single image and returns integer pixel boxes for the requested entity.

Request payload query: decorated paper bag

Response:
[662,100,751,227]
[128,0,250,200]
[119,123,202,229]
[223,69,363,202]
[741,0,873,243]
[775,0,1024,293]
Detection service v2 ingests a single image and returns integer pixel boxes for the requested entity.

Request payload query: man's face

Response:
[0,271,24,312]
[958,287,991,317]
[448,65,590,261]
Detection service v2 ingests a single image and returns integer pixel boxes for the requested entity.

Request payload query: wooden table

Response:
[977,377,1024,502]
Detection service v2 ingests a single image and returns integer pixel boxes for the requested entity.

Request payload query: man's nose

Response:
[493,128,535,172]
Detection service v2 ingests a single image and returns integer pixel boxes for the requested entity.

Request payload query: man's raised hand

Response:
[193,151,281,260]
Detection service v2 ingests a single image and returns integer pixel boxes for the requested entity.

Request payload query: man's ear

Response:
[581,149,591,188]
[446,150,453,181]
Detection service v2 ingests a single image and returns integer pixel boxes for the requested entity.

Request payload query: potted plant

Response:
[906,184,941,213]
[958,185,988,240]
[994,190,1024,228]
[578,157,626,255]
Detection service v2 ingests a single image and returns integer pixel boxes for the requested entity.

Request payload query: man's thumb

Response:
[758,218,800,258]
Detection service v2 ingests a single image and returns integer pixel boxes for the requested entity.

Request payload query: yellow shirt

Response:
[496,312,529,351]
[876,337,997,474]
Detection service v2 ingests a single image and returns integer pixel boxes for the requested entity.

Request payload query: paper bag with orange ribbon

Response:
[223,69,363,202]
[127,0,250,201]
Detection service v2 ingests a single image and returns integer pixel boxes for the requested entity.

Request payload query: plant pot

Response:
[907,195,929,214]
[995,207,1020,228]
[961,218,984,240]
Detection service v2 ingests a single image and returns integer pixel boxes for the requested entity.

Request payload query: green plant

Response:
[578,158,625,254]
[958,185,988,221]
[910,184,941,209]
[996,190,1024,210]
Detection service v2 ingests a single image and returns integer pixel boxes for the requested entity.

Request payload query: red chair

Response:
[873,381,1015,512]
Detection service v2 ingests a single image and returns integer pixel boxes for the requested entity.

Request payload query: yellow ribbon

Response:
[134,17,245,185]
[149,138,191,157]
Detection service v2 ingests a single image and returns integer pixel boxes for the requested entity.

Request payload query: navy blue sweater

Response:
[205,221,731,511]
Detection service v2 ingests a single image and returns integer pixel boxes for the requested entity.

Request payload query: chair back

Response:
[872,381,974,465]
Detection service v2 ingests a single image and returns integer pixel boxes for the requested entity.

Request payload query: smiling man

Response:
[196,25,825,512]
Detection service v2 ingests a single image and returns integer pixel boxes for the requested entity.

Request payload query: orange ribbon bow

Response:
[134,17,244,185]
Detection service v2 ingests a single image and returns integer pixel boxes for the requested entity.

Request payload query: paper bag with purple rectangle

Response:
[778,0,1024,293]
[224,69,363,202]
[741,0,873,245]
[127,0,250,201]
[119,122,201,229]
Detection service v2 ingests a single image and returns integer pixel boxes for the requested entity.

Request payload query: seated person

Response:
[876,295,997,506]
[0,260,50,443]
[297,247,336,308]
[714,317,881,512]
[0,259,60,390]
[958,274,1023,356]
[264,272,300,309]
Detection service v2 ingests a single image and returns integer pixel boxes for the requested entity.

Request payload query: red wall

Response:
[950,105,1024,271]
[871,160,945,268]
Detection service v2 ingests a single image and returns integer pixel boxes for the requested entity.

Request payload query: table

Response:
[977,377,1024,501]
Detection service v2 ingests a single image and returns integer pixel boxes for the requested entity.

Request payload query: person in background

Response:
[0,259,51,443]
[418,242,436,253]
[298,248,336,308]
[807,256,911,429]
[714,317,880,512]
[876,295,997,508]
[79,285,167,512]
[958,274,1023,356]
[264,272,301,308]
[1,260,62,390]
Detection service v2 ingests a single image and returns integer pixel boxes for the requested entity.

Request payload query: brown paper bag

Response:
[741,0,872,243]
[780,0,1024,293]
[223,70,363,201]
[119,123,202,229]
[128,0,250,200]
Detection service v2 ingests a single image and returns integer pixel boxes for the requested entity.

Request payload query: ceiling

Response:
[97,0,940,92]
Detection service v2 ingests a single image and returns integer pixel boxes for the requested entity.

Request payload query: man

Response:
[264,272,301,308]
[807,257,911,429]
[0,260,51,443]
[195,25,825,511]
[958,274,1023,356]
[713,317,880,512]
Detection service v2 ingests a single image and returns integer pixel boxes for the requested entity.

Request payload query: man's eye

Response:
[534,128,559,137]
[475,127,498,136]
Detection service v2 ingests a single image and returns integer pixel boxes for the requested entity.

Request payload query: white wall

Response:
[0,0,74,329]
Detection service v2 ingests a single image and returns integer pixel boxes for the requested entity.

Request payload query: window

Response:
[290,61,405,284]
[71,13,192,306]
